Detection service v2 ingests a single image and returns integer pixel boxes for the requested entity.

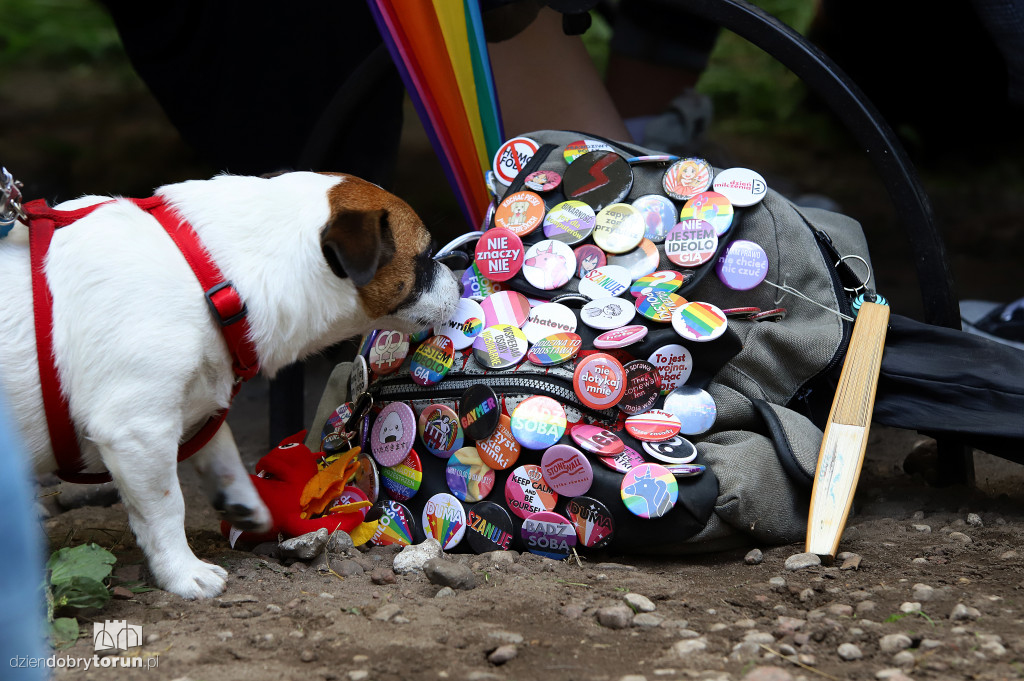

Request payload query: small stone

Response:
[326,529,355,554]
[218,594,259,606]
[875,669,913,680]
[300,649,317,663]
[799,588,815,603]
[597,605,634,629]
[560,604,584,619]
[837,643,863,661]
[730,641,761,661]
[741,666,794,680]
[392,615,410,624]
[487,644,517,665]
[777,644,797,656]
[768,576,787,592]
[111,586,134,600]
[671,638,708,657]
[466,673,502,681]
[370,568,397,585]
[371,603,402,622]
[827,604,853,617]
[633,613,664,628]
[484,551,516,566]
[280,528,329,560]
[619,676,647,681]
[966,513,983,527]
[950,603,981,621]
[334,559,364,577]
[348,672,369,681]
[594,562,636,571]
[392,538,443,574]
[899,602,921,614]
[879,633,912,654]
[744,631,775,645]
[981,640,1007,656]
[892,650,916,667]
[266,604,282,613]
[745,548,764,565]
[839,554,862,571]
[487,631,524,645]
[735,618,757,629]
[424,558,478,590]
[435,586,456,599]
[910,583,934,602]
[911,524,932,533]
[999,549,1018,560]
[910,557,928,565]
[948,531,972,544]
[624,593,656,613]
[785,553,821,571]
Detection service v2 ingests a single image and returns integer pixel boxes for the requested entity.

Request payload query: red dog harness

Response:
[22,196,260,484]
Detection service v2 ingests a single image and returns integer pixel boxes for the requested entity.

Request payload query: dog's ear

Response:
[320,208,396,287]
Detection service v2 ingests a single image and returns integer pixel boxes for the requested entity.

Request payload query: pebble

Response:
[950,603,981,621]
[730,641,761,661]
[348,672,369,681]
[624,593,656,613]
[466,673,502,681]
[279,528,329,560]
[488,644,518,665]
[919,638,943,650]
[633,613,664,628]
[839,554,862,571]
[741,665,794,680]
[1000,549,1018,559]
[768,576,787,592]
[487,631,524,645]
[837,643,863,660]
[745,548,764,565]
[370,568,397,585]
[300,649,317,663]
[879,633,912,653]
[892,650,916,667]
[911,583,934,601]
[784,552,821,571]
[560,604,584,619]
[392,538,443,574]
[827,604,853,617]
[671,638,708,656]
[423,558,478,590]
[266,604,282,613]
[619,676,647,681]
[334,559,364,577]
[597,605,634,629]
[911,524,932,533]
[594,562,637,571]
[799,588,815,602]
[371,603,402,622]
[948,531,972,544]
[876,669,914,681]
[735,618,757,629]
[899,602,921,613]
[744,631,775,645]
[484,551,517,566]
[966,513,983,527]
[435,586,455,599]
[327,529,355,554]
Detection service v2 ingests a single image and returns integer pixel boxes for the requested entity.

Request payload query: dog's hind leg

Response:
[190,423,272,533]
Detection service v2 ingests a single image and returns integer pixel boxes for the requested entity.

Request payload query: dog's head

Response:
[318,173,460,334]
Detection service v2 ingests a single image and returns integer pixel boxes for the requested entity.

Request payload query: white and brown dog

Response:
[0,171,460,599]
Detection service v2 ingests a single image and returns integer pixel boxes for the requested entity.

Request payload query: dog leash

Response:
[21,195,260,484]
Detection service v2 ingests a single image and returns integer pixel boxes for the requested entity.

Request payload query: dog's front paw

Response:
[158,558,229,600]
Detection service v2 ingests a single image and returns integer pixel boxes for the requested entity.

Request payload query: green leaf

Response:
[50,617,80,649]
[47,543,116,586]
[53,576,111,611]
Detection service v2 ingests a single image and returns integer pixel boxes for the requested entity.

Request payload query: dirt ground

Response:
[5,20,1024,681]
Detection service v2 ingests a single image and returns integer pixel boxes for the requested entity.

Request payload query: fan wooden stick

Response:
[806,300,890,557]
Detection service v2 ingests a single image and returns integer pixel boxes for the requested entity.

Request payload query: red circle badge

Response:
[474,228,525,282]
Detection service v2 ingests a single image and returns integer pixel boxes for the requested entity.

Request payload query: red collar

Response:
[22,196,260,484]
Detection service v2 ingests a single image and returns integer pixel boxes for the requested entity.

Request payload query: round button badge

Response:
[543,200,596,244]
[495,190,545,237]
[418,404,464,457]
[522,240,576,291]
[446,446,496,503]
[349,356,368,403]
[492,136,539,186]
[648,344,694,394]
[480,290,532,328]
[422,492,468,550]
[475,413,521,470]
[570,424,625,456]
[663,386,717,435]
[505,464,559,519]
[632,194,678,243]
[579,265,632,300]
[540,444,594,497]
[435,297,486,350]
[635,290,688,323]
[381,450,423,502]
[410,335,455,387]
[631,270,687,297]
[459,384,501,441]
[593,203,645,254]
[573,353,626,410]
[527,332,583,366]
[522,302,577,344]
[620,463,679,519]
[619,359,662,415]
[672,301,728,342]
[574,244,607,279]
[596,445,645,473]
[370,500,417,547]
[566,496,615,549]
[465,501,515,553]
[681,191,734,236]
[510,396,567,450]
[524,169,562,193]
[662,157,713,200]
[642,435,698,464]
[665,462,706,478]
[474,228,524,282]
[625,409,681,442]
[593,324,648,349]
[563,138,614,164]
[563,151,633,211]
[369,330,409,376]
[665,219,719,268]
[462,263,503,299]
[472,324,528,369]
[716,239,769,291]
[608,239,660,281]
[352,454,379,503]
[370,402,416,467]
[712,167,767,207]
[521,511,577,560]
[581,296,636,331]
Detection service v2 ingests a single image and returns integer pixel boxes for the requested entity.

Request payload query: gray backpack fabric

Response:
[308,130,872,553]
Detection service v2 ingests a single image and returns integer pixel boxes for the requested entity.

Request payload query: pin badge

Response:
[672,301,728,342]
[410,335,455,386]
[474,228,525,282]
[716,240,769,291]
[570,423,625,456]
[607,239,660,280]
[370,500,417,547]
[662,157,713,200]
[495,190,545,237]
[329,486,370,520]
[493,136,539,185]
[381,450,423,502]
[418,404,465,457]
[681,191,734,236]
[462,263,504,299]
[625,154,679,164]
[480,289,532,328]
[581,296,636,330]
[527,332,582,366]
[541,444,594,497]
[621,463,678,519]
[540,200,593,246]
[322,401,355,445]
[596,445,645,473]
[422,492,467,550]
[475,413,521,470]
[522,303,577,344]
[563,138,614,164]
[446,446,496,503]
[665,219,719,268]
[522,240,576,291]
[641,435,698,464]
[472,324,528,369]
[631,270,686,297]
[648,344,693,394]
[524,169,562,192]
[352,454,379,503]
[631,194,678,243]
[723,306,762,319]
[618,359,662,415]
[521,511,577,560]
[505,464,559,519]
[435,297,486,350]
[665,462,706,478]
[624,409,681,442]
[562,151,633,211]
[594,203,645,254]
[369,330,409,376]
[510,395,567,450]
[579,265,632,300]
[566,496,615,549]
[370,402,416,467]
[663,385,717,435]
[636,290,688,323]
[574,243,607,279]
[751,307,787,322]
[712,167,767,206]
[459,384,500,440]
[573,353,626,410]
[465,501,515,553]
[349,355,368,401]
[593,324,648,349]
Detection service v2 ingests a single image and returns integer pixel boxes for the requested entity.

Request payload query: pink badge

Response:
[480,290,532,329]
[540,444,594,497]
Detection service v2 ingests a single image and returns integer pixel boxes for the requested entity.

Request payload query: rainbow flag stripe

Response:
[676,302,727,341]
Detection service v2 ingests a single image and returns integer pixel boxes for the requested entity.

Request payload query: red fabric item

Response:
[21,197,260,483]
